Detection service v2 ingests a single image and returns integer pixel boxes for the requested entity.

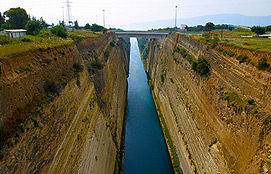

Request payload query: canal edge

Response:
[148,78,183,174]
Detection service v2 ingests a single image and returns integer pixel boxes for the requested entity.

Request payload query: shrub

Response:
[160,74,165,83]
[0,150,3,159]
[51,25,68,38]
[223,49,235,57]
[76,79,80,87]
[237,54,249,64]
[104,50,110,62]
[73,63,83,72]
[110,41,115,47]
[195,58,210,76]
[25,20,42,35]
[191,60,198,71]
[91,58,104,69]
[257,57,269,70]
[0,35,12,45]
[44,78,58,94]
[248,99,255,105]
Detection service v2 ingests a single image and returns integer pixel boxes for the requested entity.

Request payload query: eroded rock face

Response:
[0,33,129,174]
[146,33,271,174]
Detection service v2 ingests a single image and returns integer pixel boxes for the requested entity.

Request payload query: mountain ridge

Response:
[122,14,271,30]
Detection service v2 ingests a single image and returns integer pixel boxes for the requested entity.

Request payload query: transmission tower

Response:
[66,0,73,26]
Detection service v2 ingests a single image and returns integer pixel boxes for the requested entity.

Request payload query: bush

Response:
[223,49,235,57]
[0,150,3,159]
[0,35,12,45]
[44,78,58,94]
[51,25,68,38]
[248,99,255,105]
[73,63,83,72]
[196,58,210,76]
[110,41,115,47]
[104,50,110,62]
[237,54,249,64]
[76,79,80,87]
[191,61,198,71]
[91,58,104,69]
[160,74,165,82]
[257,57,269,70]
[25,20,42,35]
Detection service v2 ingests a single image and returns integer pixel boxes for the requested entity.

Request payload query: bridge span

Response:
[115,31,168,39]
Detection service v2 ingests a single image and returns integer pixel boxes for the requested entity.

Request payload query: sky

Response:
[1,0,270,29]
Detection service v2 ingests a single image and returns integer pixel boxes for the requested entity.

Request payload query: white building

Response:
[4,29,27,38]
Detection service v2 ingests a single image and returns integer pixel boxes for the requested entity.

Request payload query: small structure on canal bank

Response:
[3,29,27,38]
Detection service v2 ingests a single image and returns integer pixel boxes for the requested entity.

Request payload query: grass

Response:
[192,30,271,52]
[0,34,73,58]
[0,30,103,58]
[69,30,99,39]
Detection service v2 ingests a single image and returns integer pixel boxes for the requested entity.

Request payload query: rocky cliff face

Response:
[0,33,129,173]
[145,33,271,173]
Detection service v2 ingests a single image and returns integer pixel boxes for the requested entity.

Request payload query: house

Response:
[4,29,27,38]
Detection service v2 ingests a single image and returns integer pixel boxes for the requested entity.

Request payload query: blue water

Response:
[123,38,173,174]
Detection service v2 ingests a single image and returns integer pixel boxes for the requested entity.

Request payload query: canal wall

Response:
[0,32,129,173]
[144,33,271,173]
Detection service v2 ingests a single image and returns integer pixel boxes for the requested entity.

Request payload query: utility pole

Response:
[62,7,65,25]
[103,10,105,27]
[175,6,177,30]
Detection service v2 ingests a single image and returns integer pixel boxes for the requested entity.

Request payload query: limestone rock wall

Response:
[146,33,271,174]
[0,33,129,174]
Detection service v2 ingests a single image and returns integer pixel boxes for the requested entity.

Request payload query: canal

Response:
[123,38,173,174]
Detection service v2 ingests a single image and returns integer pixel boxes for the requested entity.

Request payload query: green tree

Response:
[251,26,266,35]
[40,17,48,29]
[84,23,91,29]
[4,7,30,29]
[74,20,79,29]
[1,23,10,29]
[90,24,107,32]
[205,22,214,33]
[25,20,42,35]
[196,58,210,76]
[266,25,271,32]
[0,12,5,27]
[51,25,68,38]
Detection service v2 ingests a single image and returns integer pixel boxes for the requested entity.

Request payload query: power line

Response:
[66,0,73,26]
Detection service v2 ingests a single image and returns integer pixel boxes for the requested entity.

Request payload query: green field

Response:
[0,30,100,58]
[186,30,271,52]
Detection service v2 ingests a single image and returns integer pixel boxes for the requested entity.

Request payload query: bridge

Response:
[115,31,168,39]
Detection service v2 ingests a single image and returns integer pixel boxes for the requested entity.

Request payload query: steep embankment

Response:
[0,32,129,173]
[144,33,271,173]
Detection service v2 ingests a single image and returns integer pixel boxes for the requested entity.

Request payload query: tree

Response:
[85,23,91,29]
[0,12,5,27]
[4,7,30,29]
[251,26,266,35]
[205,22,214,33]
[265,25,271,32]
[90,24,107,32]
[40,17,48,29]
[25,20,42,35]
[51,25,68,38]
[74,20,79,29]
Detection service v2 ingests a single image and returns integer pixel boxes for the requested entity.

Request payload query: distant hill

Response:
[122,14,271,30]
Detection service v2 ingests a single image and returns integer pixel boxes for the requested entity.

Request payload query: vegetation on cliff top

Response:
[192,30,271,52]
